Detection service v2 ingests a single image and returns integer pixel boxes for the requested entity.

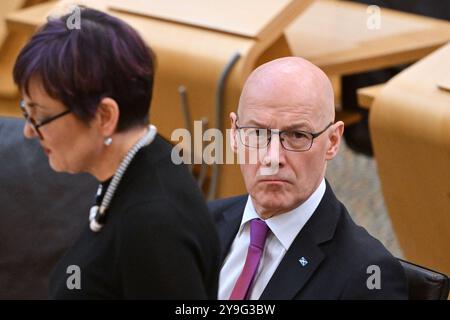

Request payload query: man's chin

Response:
[254,194,287,211]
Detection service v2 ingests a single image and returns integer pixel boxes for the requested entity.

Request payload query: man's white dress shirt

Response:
[218,179,326,300]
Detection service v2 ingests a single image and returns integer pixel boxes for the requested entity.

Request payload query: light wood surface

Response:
[357,83,384,109]
[5,0,450,92]
[0,0,50,98]
[110,0,312,39]
[370,41,450,275]
[0,0,33,98]
[0,30,30,98]
[286,0,450,75]
[0,1,26,47]
[5,0,450,99]
[0,97,21,118]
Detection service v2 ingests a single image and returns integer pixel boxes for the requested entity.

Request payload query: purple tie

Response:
[229,218,269,300]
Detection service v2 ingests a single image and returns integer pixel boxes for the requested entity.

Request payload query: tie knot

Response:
[249,218,269,250]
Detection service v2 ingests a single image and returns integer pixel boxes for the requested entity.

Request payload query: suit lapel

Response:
[260,181,342,299]
[260,231,325,299]
[216,197,247,263]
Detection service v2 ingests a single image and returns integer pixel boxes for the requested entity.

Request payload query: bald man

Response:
[209,57,408,300]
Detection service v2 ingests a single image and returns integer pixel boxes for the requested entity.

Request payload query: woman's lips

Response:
[43,147,51,156]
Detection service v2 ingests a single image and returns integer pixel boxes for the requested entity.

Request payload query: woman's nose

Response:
[23,121,38,139]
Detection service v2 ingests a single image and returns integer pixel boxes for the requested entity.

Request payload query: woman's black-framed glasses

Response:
[19,100,71,139]
[236,121,333,152]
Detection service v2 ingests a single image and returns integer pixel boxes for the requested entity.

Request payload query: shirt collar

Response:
[239,178,326,250]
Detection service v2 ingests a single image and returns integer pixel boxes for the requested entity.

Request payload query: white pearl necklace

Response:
[89,124,157,232]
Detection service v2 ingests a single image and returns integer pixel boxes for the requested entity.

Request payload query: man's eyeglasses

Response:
[236,121,333,152]
[20,100,71,140]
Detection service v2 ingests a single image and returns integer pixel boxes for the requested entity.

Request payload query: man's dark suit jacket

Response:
[209,181,408,299]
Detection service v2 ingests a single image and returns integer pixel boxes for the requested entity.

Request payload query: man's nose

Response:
[261,132,285,167]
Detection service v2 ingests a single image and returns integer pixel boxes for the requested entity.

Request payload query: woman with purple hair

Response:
[13,7,220,299]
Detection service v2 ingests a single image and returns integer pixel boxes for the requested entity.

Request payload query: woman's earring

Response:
[104,137,112,146]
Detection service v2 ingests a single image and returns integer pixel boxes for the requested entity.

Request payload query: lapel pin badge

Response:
[298,257,308,267]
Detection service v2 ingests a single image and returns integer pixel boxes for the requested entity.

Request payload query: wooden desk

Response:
[0,0,49,99]
[0,1,25,45]
[5,0,450,96]
[369,42,450,275]
[285,0,450,76]
[0,1,51,124]
[110,0,305,39]
[357,83,384,109]
[4,0,450,104]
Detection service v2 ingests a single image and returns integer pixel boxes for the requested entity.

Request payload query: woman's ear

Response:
[95,97,119,137]
[325,121,344,160]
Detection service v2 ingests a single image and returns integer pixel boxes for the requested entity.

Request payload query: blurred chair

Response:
[0,117,96,299]
[399,259,449,300]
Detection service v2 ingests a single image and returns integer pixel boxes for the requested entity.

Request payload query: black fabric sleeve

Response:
[340,255,409,300]
[115,200,211,299]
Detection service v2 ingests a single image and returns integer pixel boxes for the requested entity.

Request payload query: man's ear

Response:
[95,97,119,137]
[230,112,239,153]
[325,121,344,160]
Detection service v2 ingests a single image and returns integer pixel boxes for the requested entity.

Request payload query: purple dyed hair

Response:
[13,6,155,132]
